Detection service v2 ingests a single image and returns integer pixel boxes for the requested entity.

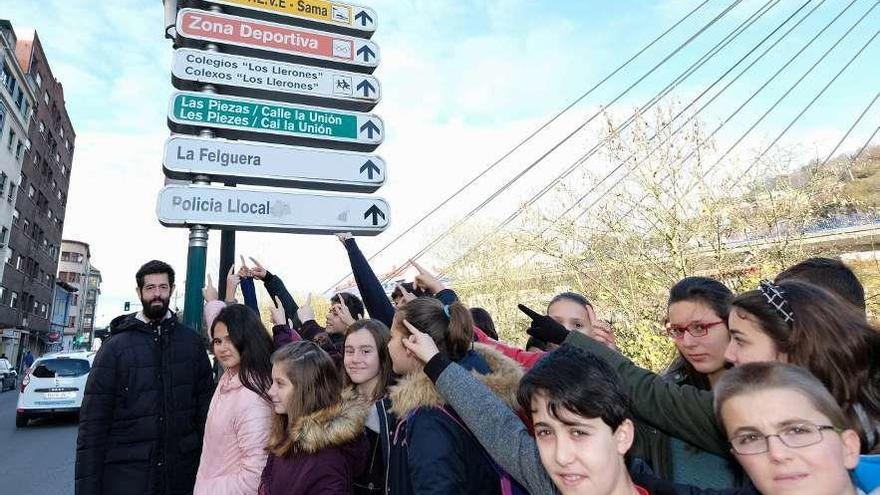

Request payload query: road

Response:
[0,385,77,495]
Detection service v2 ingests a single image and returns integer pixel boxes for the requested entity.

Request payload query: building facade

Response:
[81,267,100,343]
[57,240,93,350]
[0,21,35,364]
[0,27,74,363]
[49,279,75,351]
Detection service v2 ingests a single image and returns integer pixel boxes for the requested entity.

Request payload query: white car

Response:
[16,351,95,427]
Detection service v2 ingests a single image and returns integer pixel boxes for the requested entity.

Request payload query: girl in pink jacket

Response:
[195,303,275,495]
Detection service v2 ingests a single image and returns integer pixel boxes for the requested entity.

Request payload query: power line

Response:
[321,0,723,292]
[375,0,776,284]
[630,3,879,243]
[572,0,870,229]
[818,89,880,167]
[443,0,816,270]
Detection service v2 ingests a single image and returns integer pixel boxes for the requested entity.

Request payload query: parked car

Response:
[0,358,17,392]
[16,351,95,427]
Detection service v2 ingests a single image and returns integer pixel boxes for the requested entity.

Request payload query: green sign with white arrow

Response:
[168,90,383,151]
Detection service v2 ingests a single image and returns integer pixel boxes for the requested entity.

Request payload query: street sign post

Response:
[163,135,386,192]
[175,8,379,72]
[163,1,387,333]
[171,48,380,110]
[192,0,378,36]
[167,90,383,150]
[157,184,390,235]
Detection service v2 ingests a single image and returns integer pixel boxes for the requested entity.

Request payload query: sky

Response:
[4,0,879,327]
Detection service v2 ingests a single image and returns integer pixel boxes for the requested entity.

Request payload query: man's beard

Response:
[142,296,170,320]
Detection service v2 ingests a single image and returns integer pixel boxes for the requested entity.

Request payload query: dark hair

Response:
[343,319,394,401]
[331,292,365,320]
[731,280,880,451]
[396,298,473,361]
[210,304,274,403]
[547,292,592,313]
[136,260,175,288]
[391,282,430,301]
[517,345,632,430]
[664,277,734,390]
[776,257,866,312]
[268,341,342,457]
[470,307,498,340]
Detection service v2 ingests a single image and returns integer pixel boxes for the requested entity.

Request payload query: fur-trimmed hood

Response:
[288,389,369,454]
[389,343,523,418]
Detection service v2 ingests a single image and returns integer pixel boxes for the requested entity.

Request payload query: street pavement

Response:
[0,384,77,495]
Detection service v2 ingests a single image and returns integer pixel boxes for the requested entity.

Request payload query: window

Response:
[60,127,64,139]
[0,172,6,196]
[11,209,18,225]
[0,286,5,305]
[32,358,90,378]
[10,291,18,309]
[43,92,49,105]
[55,152,59,163]
[27,184,35,200]
[39,120,44,135]
[40,303,47,317]
[1,62,12,91]
[35,72,41,87]
[6,129,14,151]
[15,139,23,159]
[4,248,12,265]
[0,102,6,132]
[71,294,79,306]
[60,164,67,176]
[0,227,7,245]
[65,139,69,151]
[7,182,15,202]
[68,315,75,327]
[22,219,29,236]
[15,255,23,271]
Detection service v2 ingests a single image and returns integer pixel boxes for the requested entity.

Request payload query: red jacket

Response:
[473,327,545,369]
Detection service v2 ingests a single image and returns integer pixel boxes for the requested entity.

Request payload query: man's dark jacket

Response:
[75,312,215,495]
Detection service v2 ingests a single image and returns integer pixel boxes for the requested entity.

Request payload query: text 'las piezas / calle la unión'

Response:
[174,94,354,136]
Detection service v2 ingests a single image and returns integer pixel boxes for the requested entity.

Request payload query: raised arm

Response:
[340,234,395,327]
[401,320,557,494]
[256,262,302,330]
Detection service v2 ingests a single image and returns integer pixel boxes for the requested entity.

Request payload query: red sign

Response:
[48,331,61,342]
[176,9,379,69]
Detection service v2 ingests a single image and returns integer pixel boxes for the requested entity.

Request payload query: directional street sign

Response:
[172,48,379,110]
[157,184,390,235]
[176,8,379,72]
[196,0,378,36]
[167,90,383,151]
[163,135,386,192]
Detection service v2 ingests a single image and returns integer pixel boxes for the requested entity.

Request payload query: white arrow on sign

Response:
[172,48,380,110]
[157,184,390,236]
[163,135,386,192]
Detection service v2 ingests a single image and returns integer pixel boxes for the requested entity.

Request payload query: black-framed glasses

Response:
[664,320,725,339]
[730,422,840,455]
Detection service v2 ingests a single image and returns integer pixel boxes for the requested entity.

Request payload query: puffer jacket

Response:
[259,390,370,495]
[193,370,272,495]
[388,344,523,495]
[75,312,215,495]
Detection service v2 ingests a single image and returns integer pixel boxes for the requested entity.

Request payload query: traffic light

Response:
[124,301,130,311]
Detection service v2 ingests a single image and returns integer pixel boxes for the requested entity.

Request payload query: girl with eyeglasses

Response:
[630,277,741,488]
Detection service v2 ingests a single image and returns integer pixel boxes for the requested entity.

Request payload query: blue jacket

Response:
[387,346,522,495]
